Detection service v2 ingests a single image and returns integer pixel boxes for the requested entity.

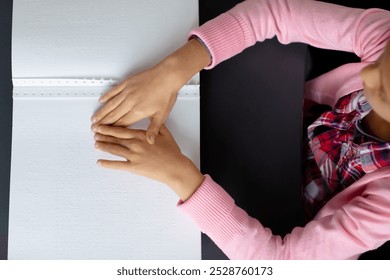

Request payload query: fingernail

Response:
[91,118,97,124]
[149,135,155,144]
[97,160,102,166]
[95,143,99,148]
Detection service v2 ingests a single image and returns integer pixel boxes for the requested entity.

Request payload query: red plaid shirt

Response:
[303,90,390,220]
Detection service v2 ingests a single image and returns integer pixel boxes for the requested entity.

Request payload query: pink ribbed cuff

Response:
[189,13,253,69]
[177,175,249,249]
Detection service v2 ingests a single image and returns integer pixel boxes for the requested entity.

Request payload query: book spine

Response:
[12,78,199,98]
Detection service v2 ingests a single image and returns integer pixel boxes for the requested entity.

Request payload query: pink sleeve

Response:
[178,175,390,259]
[190,0,390,69]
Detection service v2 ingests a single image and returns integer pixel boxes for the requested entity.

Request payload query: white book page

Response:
[9,89,200,259]
[12,0,198,80]
[9,0,201,259]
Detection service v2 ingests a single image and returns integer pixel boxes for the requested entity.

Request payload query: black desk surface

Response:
[0,0,13,261]
[1,0,388,260]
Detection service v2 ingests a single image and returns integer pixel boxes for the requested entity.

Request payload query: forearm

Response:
[178,175,390,259]
[191,0,390,68]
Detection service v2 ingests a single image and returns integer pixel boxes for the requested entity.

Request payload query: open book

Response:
[9,0,201,259]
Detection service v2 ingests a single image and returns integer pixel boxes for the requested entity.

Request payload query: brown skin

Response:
[91,39,211,144]
[92,39,390,201]
[360,41,390,141]
[94,125,204,202]
[92,39,210,201]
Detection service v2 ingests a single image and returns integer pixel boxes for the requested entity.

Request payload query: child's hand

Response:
[91,65,181,145]
[91,39,211,145]
[93,125,204,201]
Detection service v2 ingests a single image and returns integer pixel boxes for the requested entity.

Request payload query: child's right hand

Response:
[91,39,211,144]
[91,64,181,145]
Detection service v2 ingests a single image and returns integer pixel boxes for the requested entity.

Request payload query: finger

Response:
[159,124,176,142]
[158,124,180,150]
[94,133,128,147]
[99,81,127,104]
[95,141,131,159]
[98,100,134,125]
[146,114,164,144]
[97,160,130,171]
[159,124,172,137]
[113,108,149,127]
[96,125,145,140]
[91,123,102,132]
[92,93,126,124]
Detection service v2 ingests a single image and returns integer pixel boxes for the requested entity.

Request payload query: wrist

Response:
[168,156,204,202]
[158,39,211,87]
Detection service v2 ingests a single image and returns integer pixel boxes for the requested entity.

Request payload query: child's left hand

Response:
[93,124,204,201]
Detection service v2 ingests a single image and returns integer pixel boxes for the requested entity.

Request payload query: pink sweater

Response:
[178,0,390,259]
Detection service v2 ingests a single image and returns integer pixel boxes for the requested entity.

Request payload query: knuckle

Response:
[97,135,107,142]
[107,111,119,119]
[131,107,144,118]
[105,98,116,108]
[123,139,132,148]
[115,119,124,126]
[131,141,145,153]
[113,137,122,145]
[130,153,141,163]
[136,130,146,140]
[131,143,141,153]
[124,151,133,160]
[122,87,132,95]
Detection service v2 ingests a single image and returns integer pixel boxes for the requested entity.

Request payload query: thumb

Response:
[159,124,174,139]
[146,115,164,144]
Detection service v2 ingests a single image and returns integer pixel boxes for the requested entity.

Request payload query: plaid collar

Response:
[308,90,371,137]
[303,90,390,219]
[308,90,390,176]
